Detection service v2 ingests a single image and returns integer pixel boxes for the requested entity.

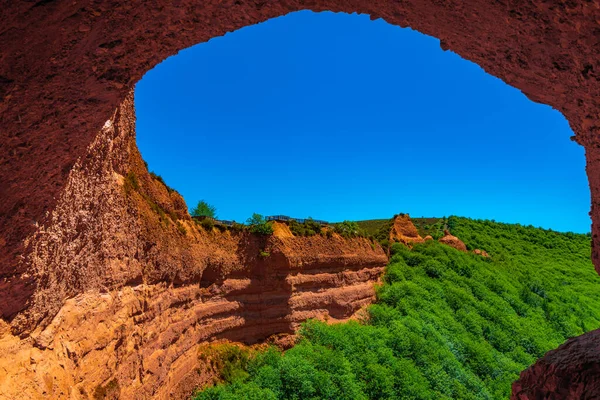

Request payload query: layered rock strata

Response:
[0,94,387,399]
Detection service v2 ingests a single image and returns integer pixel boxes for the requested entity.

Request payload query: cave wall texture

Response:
[0,90,388,399]
[1,0,600,398]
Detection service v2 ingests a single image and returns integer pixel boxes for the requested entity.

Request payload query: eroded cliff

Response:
[389,214,425,246]
[0,93,387,399]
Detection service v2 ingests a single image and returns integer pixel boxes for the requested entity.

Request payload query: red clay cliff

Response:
[0,94,388,399]
[389,214,425,245]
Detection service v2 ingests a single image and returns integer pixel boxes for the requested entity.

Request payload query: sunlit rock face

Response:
[438,230,468,252]
[389,214,424,245]
[1,1,600,398]
[0,94,387,399]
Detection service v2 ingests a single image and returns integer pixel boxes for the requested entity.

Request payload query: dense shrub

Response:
[411,217,448,240]
[192,200,217,218]
[289,218,323,237]
[333,220,363,238]
[194,217,600,400]
[230,222,246,233]
[124,171,139,194]
[247,213,274,235]
[200,218,215,231]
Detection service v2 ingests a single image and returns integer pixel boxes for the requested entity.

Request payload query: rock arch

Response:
[1,1,599,398]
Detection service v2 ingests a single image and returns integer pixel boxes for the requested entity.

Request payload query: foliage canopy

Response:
[247,213,274,235]
[192,200,217,218]
[194,217,600,399]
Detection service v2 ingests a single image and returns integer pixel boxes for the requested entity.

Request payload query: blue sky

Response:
[135,11,590,233]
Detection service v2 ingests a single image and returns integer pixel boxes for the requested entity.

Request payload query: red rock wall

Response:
[389,214,424,245]
[0,94,387,399]
[512,329,600,399]
[2,1,600,398]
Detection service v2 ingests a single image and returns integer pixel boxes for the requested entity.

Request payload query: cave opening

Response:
[134,10,589,234]
[2,2,600,399]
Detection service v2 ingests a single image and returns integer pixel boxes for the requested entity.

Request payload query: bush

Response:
[333,221,362,238]
[230,222,246,233]
[176,221,187,235]
[423,259,444,278]
[289,218,323,237]
[259,250,270,258]
[198,344,252,384]
[93,379,119,400]
[201,218,215,231]
[192,200,217,218]
[124,171,139,194]
[247,213,274,236]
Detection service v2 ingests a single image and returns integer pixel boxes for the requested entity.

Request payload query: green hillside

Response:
[356,217,447,241]
[193,216,600,400]
[355,219,391,236]
[411,217,446,239]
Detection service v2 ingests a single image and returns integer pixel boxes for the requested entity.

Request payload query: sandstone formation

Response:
[0,94,387,399]
[438,230,468,252]
[389,214,424,245]
[2,1,600,398]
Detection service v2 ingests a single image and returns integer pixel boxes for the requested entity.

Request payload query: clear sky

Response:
[135,11,590,233]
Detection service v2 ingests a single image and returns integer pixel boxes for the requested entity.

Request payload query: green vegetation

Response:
[412,217,447,240]
[355,218,394,250]
[247,213,274,235]
[124,171,140,193]
[200,218,215,231]
[259,250,271,258]
[230,222,246,233]
[192,200,218,219]
[198,344,255,384]
[355,219,391,237]
[356,216,447,243]
[289,218,323,237]
[177,221,187,235]
[123,170,178,226]
[332,220,364,238]
[93,378,119,400]
[193,217,600,400]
